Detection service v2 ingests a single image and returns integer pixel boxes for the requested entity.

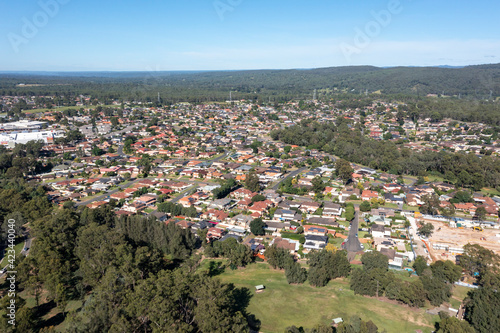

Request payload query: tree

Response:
[335,159,353,184]
[464,276,500,333]
[451,191,473,203]
[311,176,325,194]
[308,250,351,287]
[265,245,293,270]
[251,194,266,202]
[345,204,355,221]
[440,204,456,221]
[359,201,371,212]
[361,251,388,271]
[475,206,487,221]
[437,317,475,333]
[459,243,499,277]
[413,256,428,276]
[244,171,260,192]
[418,222,435,237]
[420,195,441,215]
[250,218,265,236]
[430,260,462,284]
[421,274,452,306]
[284,260,307,284]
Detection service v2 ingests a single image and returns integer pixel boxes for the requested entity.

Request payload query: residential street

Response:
[270,167,307,190]
[343,210,363,253]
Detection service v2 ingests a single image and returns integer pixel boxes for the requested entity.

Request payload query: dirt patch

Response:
[424,220,500,257]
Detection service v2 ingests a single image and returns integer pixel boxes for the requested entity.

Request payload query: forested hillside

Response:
[270,118,500,190]
[1,64,499,103]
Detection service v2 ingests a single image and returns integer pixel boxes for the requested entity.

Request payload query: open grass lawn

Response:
[481,187,500,197]
[449,285,471,310]
[403,204,420,212]
[211,261,437,333]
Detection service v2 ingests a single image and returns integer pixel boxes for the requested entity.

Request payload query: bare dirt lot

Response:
[423,220,500,260]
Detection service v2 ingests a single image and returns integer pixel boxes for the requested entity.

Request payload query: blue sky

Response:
[1,0,499,71]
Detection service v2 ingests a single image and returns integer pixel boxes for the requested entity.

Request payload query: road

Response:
[170,185,199,203]
[20,236,32,256]
[270,167,307,191]
[75,178,143,207]
[343,210,363,253]
[407,215,431,260]
[104,125,137,139]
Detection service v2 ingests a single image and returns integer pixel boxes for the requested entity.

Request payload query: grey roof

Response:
[305,235,328,242]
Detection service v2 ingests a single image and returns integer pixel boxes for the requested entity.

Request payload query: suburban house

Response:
[300,201,321,213]
[274,209,301,222]
[323,202,343,216]
[303,225,328,236]
[371,224,391,238]
[206,227,225,242]
[303,235,328,251]
[269,237,300,254]
[307,217,339,228]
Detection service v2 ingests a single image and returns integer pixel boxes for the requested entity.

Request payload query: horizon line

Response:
[2,63,499,74]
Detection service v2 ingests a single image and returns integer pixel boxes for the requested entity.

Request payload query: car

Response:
[361,244,364,249]
[355,233,358,237]
[0,267,6,274]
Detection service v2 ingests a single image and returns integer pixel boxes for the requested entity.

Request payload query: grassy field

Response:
[481,187,500,197]
[204,261,437,333]
[450,285,471,309]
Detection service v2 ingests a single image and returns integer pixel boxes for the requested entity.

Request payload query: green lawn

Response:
[329,237,345,248]
[403,205,420,212]
[211,261,437,333]
[449,285,471,310]
[481,187,500,197]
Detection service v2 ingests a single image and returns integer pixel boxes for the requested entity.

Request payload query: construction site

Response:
[422,218,500,262]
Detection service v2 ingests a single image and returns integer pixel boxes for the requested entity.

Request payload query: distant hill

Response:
[1,64,499,101]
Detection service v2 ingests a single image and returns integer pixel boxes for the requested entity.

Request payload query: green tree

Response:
[430,260,462,284]
[251,194,266,202]
[250,218,265,236]
[418,222,435,237]
[475,206,487,221]
[265,245,293,270]
[284,260,307,284]
[361,251,388,271]
[459,243,499,277]
[245,171,260,192]
[359,201,371,212]
[437,317,475,333]
[311,176,325,194]
[335,158,353,184]
[412,255,428,276]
